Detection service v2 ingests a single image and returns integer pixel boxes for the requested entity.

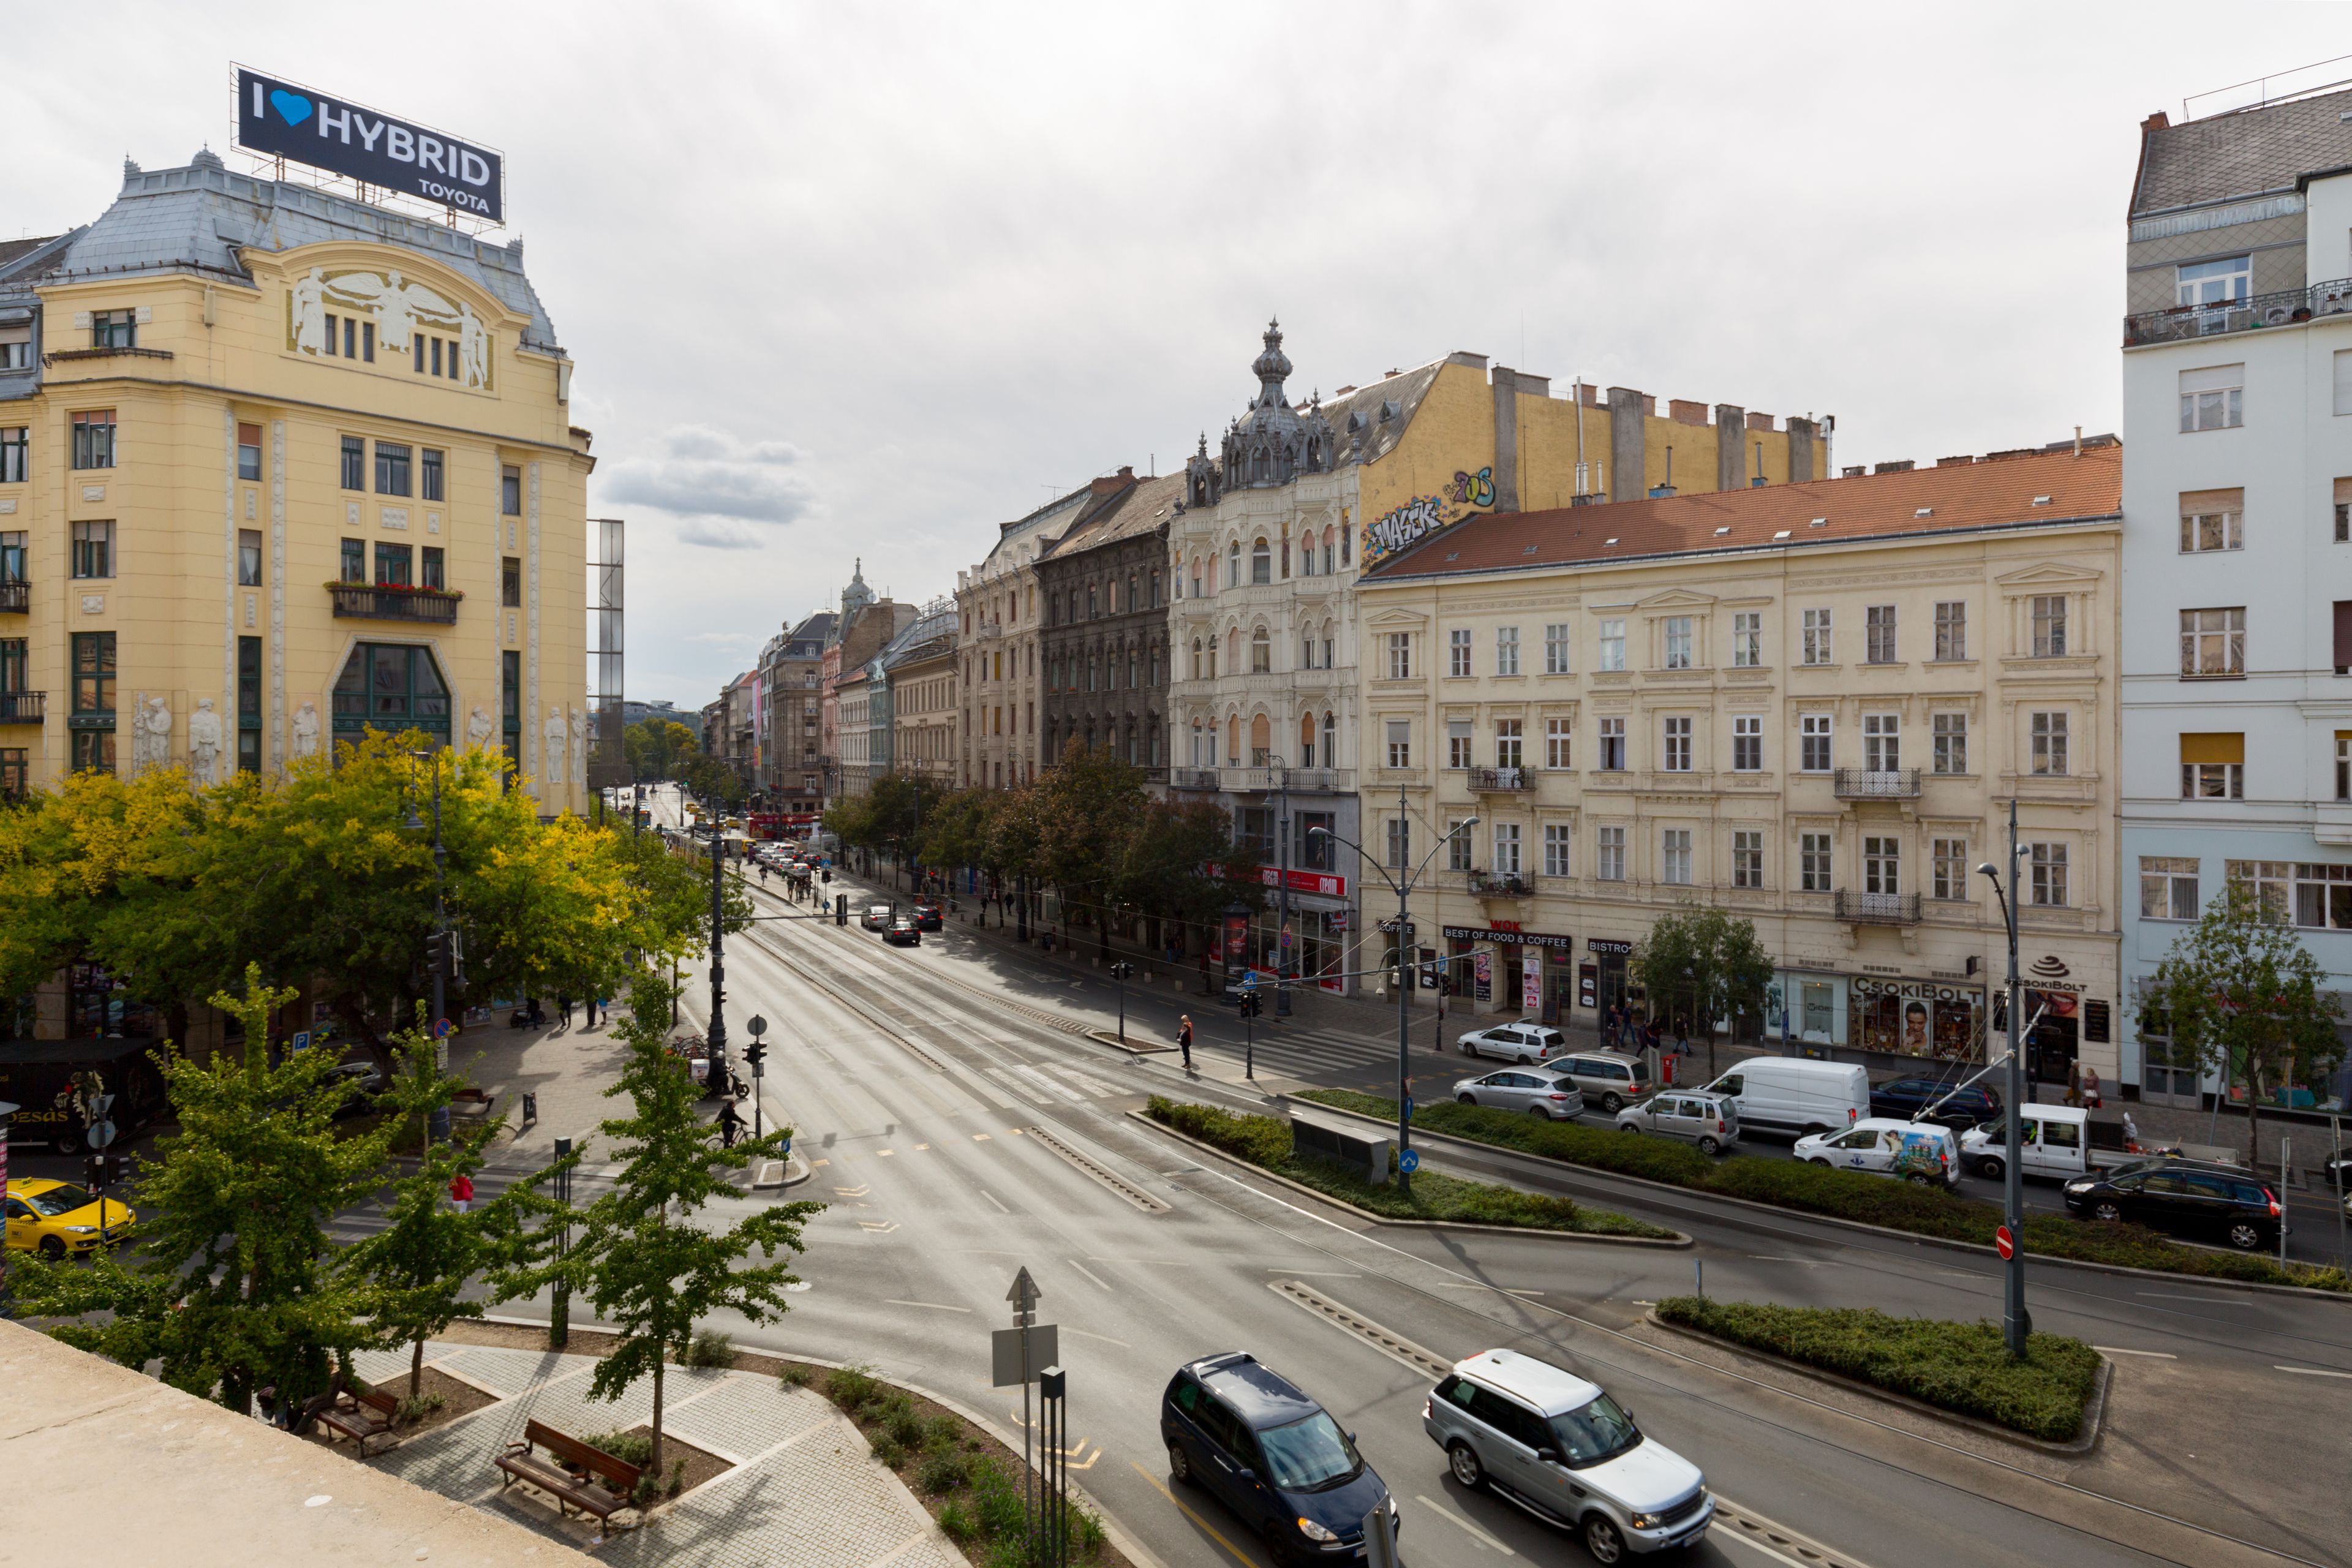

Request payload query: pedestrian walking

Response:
[556,993,573,1027]
[2064,1060,2083,1108]
[1178,1014,1194,1071]
[2082,1065,2102,1110]
[449,1173,473,1214]
[717,1099,744,1149]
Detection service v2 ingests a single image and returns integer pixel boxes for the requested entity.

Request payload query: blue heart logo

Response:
[270,89,312,127]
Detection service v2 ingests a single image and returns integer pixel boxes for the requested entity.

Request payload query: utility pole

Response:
[706,807,728,1098]
[1393,774,1411,1195]
[408,750,454,1145]
[1979,797,2029,1358]
[1275,759,1293,1018]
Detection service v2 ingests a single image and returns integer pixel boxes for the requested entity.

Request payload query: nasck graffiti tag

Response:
[1362,466,1497,565]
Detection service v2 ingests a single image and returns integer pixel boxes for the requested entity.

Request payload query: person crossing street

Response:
[1178,1014,1194,1072]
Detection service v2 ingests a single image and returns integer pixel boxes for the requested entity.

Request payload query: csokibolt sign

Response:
[236,67,505,222]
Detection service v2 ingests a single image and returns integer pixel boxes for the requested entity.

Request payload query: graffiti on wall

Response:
[1361,465,1497,567]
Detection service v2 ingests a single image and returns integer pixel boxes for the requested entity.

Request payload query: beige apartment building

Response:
[1353,441,2125,1091]
[888,609,959,786]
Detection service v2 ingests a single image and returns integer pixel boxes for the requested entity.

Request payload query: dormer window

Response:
[90,309,136,350]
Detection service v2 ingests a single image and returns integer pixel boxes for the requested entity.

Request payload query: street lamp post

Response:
[1271,758,1294,1019]
[706,799,728,1098]
[1977,797,2029,1359]
[407,750,453,1145]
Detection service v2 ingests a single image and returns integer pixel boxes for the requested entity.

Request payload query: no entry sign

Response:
[1995,1225,2015,1261]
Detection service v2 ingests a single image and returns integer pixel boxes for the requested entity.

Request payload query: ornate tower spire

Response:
[1251,317,1292,410]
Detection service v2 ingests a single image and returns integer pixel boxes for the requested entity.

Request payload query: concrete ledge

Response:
[1085,1028,1175,1055]
[1126,1109,1692,1247]
[1642,1308,2112,1457]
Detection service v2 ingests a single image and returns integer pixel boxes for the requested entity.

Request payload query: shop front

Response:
[1586,938,1637,1023]
[1241,867,1353,995]
[1850,976,1987,1063]
[1444,924,1574,1019]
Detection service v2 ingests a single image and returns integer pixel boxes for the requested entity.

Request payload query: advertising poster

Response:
[1521,948,1542,1014]
[1474,951,1491,1003]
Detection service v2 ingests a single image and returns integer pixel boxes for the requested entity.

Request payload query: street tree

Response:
[2151,884,2342,1166]
[1118,796,1254,957]
[1033,739,1150,956]
[9,967,394,1419]
[624,718,701,782]
[861,772,933,883]
[517,975,820,1474]
[914,786,997,880]
[1629,905,1774,1079]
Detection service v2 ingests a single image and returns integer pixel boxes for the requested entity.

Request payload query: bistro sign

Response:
[236,67,506,222]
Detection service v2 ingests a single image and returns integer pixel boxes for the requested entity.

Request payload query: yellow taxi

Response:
[4,1178,135,1259]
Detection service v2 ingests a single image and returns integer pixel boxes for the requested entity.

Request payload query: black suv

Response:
[2062,1159,2282,1251]
[1162,1352,1398,1561]
[1868,1076,2000,1132]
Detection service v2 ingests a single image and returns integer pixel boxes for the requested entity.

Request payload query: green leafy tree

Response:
[624,718,701,783]
[1630,906,1774,1078]
[516,974,820,1472]
[862,772,933,881]
[1034,739,1150,956]
[914,786,998,876]
[823,791,877,853]
[2152,885,2342,1166]
[1118,797,1254,957]
[9,968,394,1419]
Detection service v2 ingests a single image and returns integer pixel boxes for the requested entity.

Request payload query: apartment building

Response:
[1038,472,1180,782]
[2120,91,2352,1112]
[817,560,913,803]
[757,610,832,813]
[956,479,1120,790]
[886,598,959,786]
[1354,444,2124,1090]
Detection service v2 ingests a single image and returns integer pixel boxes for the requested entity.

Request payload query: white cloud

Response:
[599,424,819,548]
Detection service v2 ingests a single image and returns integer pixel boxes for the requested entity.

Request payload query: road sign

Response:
[1006,1265,1043,1315]
[1398,1149,1420,1175]
[1403,1096,1415,1121]
[992,1323,1060,1387]
[87,1120,116,1150]
[1995,1225,2015,1261]
[748,1014,768,1038]
[1240,970,1259,992]
[290,1030,312,1053]
[432,1017,453,1039]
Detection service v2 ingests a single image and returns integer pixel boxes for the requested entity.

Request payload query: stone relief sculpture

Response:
[543,706,567,784]
[570,705,587,788]
[186,698,222,786]
[290,267,328,356]
[129,695,172,775]
[291,699,321,760]
[289,268,477,379]
[466,704,494,750]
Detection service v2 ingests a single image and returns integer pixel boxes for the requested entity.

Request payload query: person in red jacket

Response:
[449,1173,474,1214]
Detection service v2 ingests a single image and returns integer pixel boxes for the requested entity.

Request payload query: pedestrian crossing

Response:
[983,1059,1127,1105]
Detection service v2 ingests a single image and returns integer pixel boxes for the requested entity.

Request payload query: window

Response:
[501,557,521,608]
[238,528,263,586]
[70,519,112,579]
[1449,627,1471,677]
[360,321,375,362]
[1544,622,1571,674]
[90,309,135,349]
[1087,584,1099,619]
[1300,630,1315,669]
[374,441,412,497]
[1932,838,1969,902]
[1250,628,1270,674]
[0,426,26,486]
[1733,830,1763,888]
[421,448,445,502]
[1732,714,1761,771]
[1864,835,1899,895]
[1800,832,1831,892]
[374,542,412,586]
[1597,716,1626,771]
[71,410,115,470]
[1447,719,1472,769]
[1732,611,1760,668]
[0,747,24,799]
[2179,488,2242,552]
[1597,826,1626,881]
[0,332,26,371]
[1662,616,1692,669]
[1150,570,1161,607]
[236,421,263,482]
[1545,717,1572,769]
[1662,715,1692,771]
[1386,632,1412,679]
[1322,710,1336,764]
[332,643,450,744]
[1386,816,1410,869]
[2228,859,2291,919]
[2178,607,2244,677]
[2176,255,2250,308]
[236,636,262,774]
[72,630,115,718]
[1799,713,1831,772]
[0,531,21,581]
[2342,731,2352,801]
[2141,856,2199,920]
[2291,863,2352,930]
[2030,595,2068,658]
[2179,363,2245,431]
[1660,828,1692,885]
[501,465,522,516]
[2024,840,2078,910]
[2030,711,2069,775]
[1444,817,1473,872]
[341,537,366,582]
[1386,719,1411,769]
[1801,607,1832,665]
[1250,540,1270,584]
[1863,713,1900,771]
[2179,732,2244,798]
[1494,718,1523,770]
[421,545,445,590]
[1494,823,1523,876]
[1496,625,1520,676]
[1544,823,1572,878]
[1931,713,1968,774]
[1597,618,1626,671]
[1933,601,1966,661]
[334,434,364,491]
[1864,605,1896,664]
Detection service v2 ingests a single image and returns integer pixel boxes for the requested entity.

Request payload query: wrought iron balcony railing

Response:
[1832,767,1921,799]
[0,690,47,724]
[329,582,461,625]
[0,580,26,614]
[1468,870,1536,897]
[2124,278,2352,346]
[1170,767,1221,790]
[1466,766,1535,793]
[1834,889,1921,924]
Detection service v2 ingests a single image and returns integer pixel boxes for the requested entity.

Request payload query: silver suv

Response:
[1536,1050,1651,1113]
[1422,1349,1711,1561]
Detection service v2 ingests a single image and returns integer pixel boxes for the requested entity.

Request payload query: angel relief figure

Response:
[290,268,328,355]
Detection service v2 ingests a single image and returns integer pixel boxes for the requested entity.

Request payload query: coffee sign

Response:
[236,67,505,221]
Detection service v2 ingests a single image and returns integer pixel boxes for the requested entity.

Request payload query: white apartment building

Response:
[2121,91,2352,1114]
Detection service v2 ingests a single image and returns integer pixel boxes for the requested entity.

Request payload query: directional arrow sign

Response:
[1006,1265,1042,1314]
[1398,1149,1420,1175]
[86,1120,116,1150]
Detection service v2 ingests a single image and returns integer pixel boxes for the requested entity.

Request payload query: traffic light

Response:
[1239,990,1261,1019]
[447,927,467,987]
[424,930,450,977]
[835,892,849,926]
[743,1039,767,1071]
[1110,962,1134,981]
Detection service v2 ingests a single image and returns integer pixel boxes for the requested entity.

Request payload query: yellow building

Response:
[0,150,589,811]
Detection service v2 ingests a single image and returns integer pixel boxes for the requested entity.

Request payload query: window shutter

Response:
[2179,487,2244,513]
[2337,601,2352,673]
[2178,732,2245,765]
[2335,477,2352,505]
[2178,363,2245,394]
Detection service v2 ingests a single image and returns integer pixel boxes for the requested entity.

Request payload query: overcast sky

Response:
[10,6,2339,707]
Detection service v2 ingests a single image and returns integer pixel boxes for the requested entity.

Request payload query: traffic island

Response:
[1142,1095,1685,1242]
[1649,1297,2109,1450]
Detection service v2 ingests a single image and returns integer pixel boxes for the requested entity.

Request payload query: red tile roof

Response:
[1364,441,2122,581]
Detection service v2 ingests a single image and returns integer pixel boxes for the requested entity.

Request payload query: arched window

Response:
[1192,556,1202,597]
[1227,542,1240,587]
[1127,573,1138,611]
[1299,533,1314,576]
[1191,638,1202,680]
[1250,712,1270,767]
[1128,649,1139,689]
[1087,657,1097,693]
[1321,525,1335,575]
[1300,711,1317,768]
[1253,447,1271,483]
[1126,723,1138,765]
[1300,629,1314,669]
[1148,722,1161,768]
[1226,627,1240,671]
[1307,436,1322,472]
[1251,539,1271,584]
[1321,620,1335,671]
[1190,717,1204,766]
[1087,584,1098,618]
[1226,714,1239,766]
[1322,710,1336,767]
[1250,627,1271,674]
[1207,639,1217,679]
[1150,570,1161,607]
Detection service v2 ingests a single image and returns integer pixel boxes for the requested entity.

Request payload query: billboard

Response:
[236,67,504,222]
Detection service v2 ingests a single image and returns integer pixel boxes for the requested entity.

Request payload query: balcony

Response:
[1170,767,1221,791]
[0,580,25,614]
[0,690,46,724]
[1832,767,1921,800]
[1834,889,1920,925]
[2124,277,2352,347]
[329,582,461,625]
[1466,766,1535,794]
[1468,870,1536,898]
[974,621,1002,639]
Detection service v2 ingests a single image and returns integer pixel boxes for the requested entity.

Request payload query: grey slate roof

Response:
[1040,470,1185,562]
[28,151,562,353]
[2134,86,2352,215]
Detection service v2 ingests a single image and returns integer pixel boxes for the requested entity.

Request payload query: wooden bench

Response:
[495,1420,643,1526]
[317,1382,399,1458]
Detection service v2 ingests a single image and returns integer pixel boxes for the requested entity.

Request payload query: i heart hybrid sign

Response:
[235,67,504,222]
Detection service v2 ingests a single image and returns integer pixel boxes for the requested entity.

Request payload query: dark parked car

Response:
[2063,1161,2282,1251]
[883,918,922,948]
[913,902,944,931]
[1868,1076,2000,1131]
[1163,1352,1398,1562]
[321,1061,389,1118]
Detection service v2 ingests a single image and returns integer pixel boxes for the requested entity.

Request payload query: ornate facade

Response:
[1036,472,1178,782]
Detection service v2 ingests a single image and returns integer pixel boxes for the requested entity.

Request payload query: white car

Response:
[1456,1020,1567,1064]
[1793,1117,1960,1188]
[1452,1070,1586,1120]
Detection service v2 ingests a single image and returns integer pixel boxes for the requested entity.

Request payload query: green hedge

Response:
[1297,1088,2350,1293]
[1656,1296,2101,1442]
[1144,1096,1676,1238]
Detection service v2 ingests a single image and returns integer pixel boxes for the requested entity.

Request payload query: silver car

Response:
[1452,1069,1585,1120]
[1456,1020,1566,1064]
[1613,1091,1739,1156]
[1423,1348,1711,1561]
[1536,1050,1650,1113]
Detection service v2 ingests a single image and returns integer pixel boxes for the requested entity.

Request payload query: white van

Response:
[1958,1104,2141,1182]
[1698,1058,1868,1139]
[1793,1118,1961,1188]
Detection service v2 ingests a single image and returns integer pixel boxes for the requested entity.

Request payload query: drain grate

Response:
[1028,1125,1170,1213]
[1269,1280,1452,1380]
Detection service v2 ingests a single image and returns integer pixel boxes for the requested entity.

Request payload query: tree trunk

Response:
[2246,1054,2264,1170]
[410,1337,426,1403]
[650,1355,666,1477]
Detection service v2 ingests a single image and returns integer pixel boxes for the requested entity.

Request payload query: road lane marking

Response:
[973,1133,993,1142]
[878,1149,894,1157]
[859,1220,900,1234]
[1067,1259,1114,1293]
[885,1299,970,1313]
[2276,1364,2352,1378]
[1270,1279,1451,1379]
[2094,1346,2177,1359]
[979,1189,1011,1213]
[1267,1270,1361,1277]
[1065,1327,1131,1348]
[1413,1494,1515,1555]
[1128,1461,1256,1568]
[2134,1291,2243,1303]
[914,1143,930,1151]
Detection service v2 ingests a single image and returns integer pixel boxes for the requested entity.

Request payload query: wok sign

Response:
[236,67,505,221]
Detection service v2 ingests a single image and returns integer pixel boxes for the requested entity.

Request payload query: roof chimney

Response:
[2073,425,2082,457]
[2142,111,2169,131]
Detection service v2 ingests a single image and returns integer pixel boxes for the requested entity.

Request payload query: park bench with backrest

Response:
[315,1380,400,1457]
[495,1419,643,1525]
